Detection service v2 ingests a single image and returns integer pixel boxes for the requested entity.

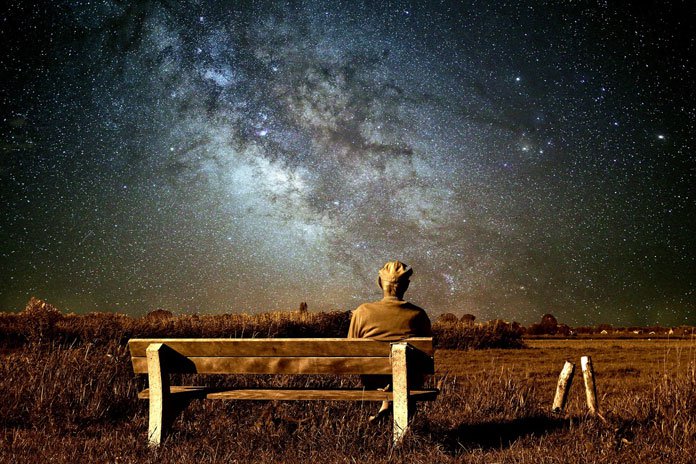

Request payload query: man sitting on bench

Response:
[348,260,433,422]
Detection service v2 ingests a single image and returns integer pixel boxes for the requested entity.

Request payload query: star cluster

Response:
[1,1,694,325]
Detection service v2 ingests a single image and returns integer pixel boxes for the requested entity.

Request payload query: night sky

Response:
[1,1,694,326]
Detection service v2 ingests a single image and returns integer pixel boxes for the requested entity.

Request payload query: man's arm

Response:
[418,310,433,337]
[347,308,361,338]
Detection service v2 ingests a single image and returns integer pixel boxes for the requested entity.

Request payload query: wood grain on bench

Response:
[128,337,436,446]
[128,337,435,357]
[137,387,439,401]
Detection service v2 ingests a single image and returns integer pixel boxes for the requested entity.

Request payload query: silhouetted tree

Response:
[145,309,173,320]
[557,323,571,336]
[541,314,558,327]
[437,313,459,324]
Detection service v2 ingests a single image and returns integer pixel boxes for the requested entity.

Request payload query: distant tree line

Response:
[434,311,694,337]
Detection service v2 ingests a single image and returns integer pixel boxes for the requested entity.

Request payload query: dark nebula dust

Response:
[1,1,694,325]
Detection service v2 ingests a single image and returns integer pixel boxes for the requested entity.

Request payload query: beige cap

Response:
[378,260,413,285]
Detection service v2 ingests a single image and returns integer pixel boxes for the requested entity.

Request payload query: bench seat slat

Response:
[131,356,395,375]
[137,387,439,401]
[128,338,434,357]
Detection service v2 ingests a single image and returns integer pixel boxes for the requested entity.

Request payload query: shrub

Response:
[436,313,459,324]
[20,297,64,344]
[433,321,525,350]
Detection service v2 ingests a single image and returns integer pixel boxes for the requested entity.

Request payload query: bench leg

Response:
[391,343,409,445]
[146,343,170,446]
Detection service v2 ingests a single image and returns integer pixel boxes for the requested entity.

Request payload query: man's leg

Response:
[361,375,392,423]
[369,397,391,423]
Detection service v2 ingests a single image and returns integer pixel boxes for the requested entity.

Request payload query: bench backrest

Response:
[128,338,434,375]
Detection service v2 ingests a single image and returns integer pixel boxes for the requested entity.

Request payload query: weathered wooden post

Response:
[581,355,599,416]
[552,360,575,414]
[146,343,170,446]
[391,342,409,445]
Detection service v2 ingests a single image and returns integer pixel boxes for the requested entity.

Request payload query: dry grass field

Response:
[0,306,694,463]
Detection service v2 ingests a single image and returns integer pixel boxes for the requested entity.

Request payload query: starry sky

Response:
[1,1,694,326]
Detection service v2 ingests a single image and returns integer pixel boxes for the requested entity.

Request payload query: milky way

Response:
[1,1,694,325]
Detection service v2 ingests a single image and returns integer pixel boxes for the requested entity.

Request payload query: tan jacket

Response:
[347,296,432,341]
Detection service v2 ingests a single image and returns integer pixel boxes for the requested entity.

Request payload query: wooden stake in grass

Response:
[552,360,575,414]
[581,355,599,416]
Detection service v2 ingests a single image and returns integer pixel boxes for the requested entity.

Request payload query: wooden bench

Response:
[128,337,437,446]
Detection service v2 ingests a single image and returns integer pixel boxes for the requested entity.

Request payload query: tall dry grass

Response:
[432,320,525,350]
[0,297,525,350]
[1,340,693,463]
[1,300,694,463]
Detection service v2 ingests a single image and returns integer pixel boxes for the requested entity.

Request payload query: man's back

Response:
[348,296,432,341]
[347,260,432,420]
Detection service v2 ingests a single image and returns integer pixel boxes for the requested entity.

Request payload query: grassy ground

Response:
[440,338,695,394]
[1,335,694,463]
